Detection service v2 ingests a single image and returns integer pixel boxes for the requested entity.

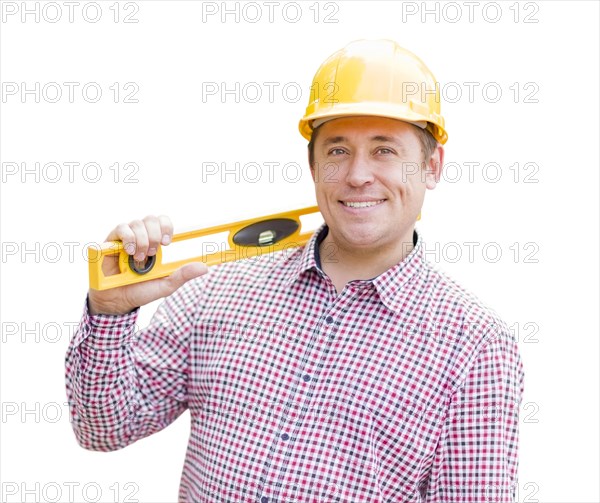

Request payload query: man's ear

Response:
[425,144,444,190]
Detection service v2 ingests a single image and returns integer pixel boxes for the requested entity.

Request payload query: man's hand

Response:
[87,215,208,315]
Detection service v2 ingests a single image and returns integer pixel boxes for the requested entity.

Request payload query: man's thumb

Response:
[161,262,208,296]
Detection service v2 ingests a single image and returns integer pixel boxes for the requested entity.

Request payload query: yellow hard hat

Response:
[299,39,448,144]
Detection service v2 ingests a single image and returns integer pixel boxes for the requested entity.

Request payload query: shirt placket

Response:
[256,286,358,503]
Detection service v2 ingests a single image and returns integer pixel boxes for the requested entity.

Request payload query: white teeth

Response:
[342,200,384,208]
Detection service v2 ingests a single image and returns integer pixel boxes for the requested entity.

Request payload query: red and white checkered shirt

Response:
[66,225,524,502]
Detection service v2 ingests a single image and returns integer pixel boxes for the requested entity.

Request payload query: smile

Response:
[340,199,386,208]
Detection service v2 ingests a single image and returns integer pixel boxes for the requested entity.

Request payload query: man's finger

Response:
[158,215,174,245]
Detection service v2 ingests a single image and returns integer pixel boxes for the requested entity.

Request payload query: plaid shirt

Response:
[66,225,524,503]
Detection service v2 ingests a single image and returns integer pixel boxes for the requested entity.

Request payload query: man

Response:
[66,39,524,502]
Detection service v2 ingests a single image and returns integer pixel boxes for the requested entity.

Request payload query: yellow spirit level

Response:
[88,206,321,290]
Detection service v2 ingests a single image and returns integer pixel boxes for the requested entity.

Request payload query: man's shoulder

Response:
[412,259,520,395]
[418,257,510,341]
[199,244,306,286]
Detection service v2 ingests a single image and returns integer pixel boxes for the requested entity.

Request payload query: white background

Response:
[1,1,599,502]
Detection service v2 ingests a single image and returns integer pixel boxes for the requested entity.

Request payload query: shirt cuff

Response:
[73,296,140,350]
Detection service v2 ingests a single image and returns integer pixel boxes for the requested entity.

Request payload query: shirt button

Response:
[325,315,334,324]
[302,374,311,382]
[281,433,290,441]
[261,497,269,503]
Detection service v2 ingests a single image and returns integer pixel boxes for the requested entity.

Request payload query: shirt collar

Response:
[284,223,327,285]
[285,224,426,315]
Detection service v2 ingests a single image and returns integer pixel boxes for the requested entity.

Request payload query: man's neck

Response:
[318,229,416,294]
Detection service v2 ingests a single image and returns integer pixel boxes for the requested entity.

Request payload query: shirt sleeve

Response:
[424,328,525,502]
[65,279,204,452]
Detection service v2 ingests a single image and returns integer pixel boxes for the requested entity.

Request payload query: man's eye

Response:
[328,148,346,155]
[376,147,394,155]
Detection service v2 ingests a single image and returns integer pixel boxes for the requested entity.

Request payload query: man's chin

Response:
[330,227,385,251]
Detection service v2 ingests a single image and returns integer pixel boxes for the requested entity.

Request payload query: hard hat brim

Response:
[298,103,447,144]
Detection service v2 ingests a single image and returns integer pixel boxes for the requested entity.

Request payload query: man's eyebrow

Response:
[371,135,401,144]
[321,135,405,145]
[321,136,347,146]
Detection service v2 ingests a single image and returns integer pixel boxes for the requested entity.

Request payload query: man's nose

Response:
[344,153,375,186]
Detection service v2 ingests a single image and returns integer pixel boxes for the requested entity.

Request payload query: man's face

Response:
[309,116,443,256]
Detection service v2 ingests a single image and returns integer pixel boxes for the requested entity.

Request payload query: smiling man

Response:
[66,39,524,502]
[308,116,443,293]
